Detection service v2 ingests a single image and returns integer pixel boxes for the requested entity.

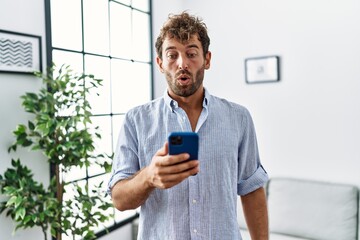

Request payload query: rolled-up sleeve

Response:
[238,164,268,195]
[237,108,269,196]
[107,112,140,196]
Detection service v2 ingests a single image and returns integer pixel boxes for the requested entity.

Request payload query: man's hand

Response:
[145,142,199,189]
[111,141,199,211]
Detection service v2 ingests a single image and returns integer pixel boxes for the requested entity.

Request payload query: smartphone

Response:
[168,132,199,160]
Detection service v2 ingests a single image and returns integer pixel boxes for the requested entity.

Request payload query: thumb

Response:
[164,141,169,155]
[156,141,169,156]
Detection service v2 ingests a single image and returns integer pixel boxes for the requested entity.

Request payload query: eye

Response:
[166,52,178,60]
[187,52,198,58]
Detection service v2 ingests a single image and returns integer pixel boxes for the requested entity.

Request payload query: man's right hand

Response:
[145,142,199,189]
[111,141,199,211]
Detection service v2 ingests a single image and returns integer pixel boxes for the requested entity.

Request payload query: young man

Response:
[108,12,269,240]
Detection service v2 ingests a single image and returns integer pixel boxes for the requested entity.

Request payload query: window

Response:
[46,0,152,238]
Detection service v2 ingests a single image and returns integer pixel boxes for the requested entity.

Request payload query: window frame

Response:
[44,0,154,238]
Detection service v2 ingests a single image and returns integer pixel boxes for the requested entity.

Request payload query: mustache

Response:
[175,69,191,78]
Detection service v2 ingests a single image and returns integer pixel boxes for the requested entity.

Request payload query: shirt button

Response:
[193,229,197,233]
[192,199,197,204]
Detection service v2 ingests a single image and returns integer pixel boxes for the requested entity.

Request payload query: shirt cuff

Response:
[237,165,269,196]
[107,172,132,196]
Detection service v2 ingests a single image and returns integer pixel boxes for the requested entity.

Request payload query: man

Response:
[108,12,269,240]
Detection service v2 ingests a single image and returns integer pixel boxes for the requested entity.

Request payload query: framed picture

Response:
[245,56,280,84]
[0,29,42,74]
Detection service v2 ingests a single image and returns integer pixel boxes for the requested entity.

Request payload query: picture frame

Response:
[244,56,280,84]
[0,29,42,74]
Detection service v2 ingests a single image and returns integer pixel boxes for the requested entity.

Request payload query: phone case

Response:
[168,132,199,160]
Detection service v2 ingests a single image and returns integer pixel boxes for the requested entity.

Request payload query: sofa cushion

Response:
[241,229,309,240]
[268,178,359,240]
[269,232,311,240]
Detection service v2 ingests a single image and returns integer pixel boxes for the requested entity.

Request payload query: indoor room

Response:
[1,0,359,239]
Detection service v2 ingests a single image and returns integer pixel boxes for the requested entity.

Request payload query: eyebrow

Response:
[164,44,200,52]
[186,44,200,50]
[164,46,176,52]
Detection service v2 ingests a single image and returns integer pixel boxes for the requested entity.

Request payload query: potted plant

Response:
[0,64,113,240]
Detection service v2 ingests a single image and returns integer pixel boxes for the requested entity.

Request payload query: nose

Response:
[177,54,188,70]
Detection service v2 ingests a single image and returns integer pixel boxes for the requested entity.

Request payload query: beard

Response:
[165,66,205,97]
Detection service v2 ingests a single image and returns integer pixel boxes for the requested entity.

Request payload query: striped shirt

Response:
[108,89,269,240]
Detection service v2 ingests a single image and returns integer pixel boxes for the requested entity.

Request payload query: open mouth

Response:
[177,74,191,85]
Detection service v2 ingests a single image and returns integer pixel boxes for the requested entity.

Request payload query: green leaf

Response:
[25,92,38,100]
[44,210,53,217]
[15,196,23,208]
[35,123,49,136]
[7,144,17,152]
[23,215,32,224]
[19,208,26,219]
[39,212,45,222]
[22,139,33,147]
[3,186,16,195]
[31,145,41,151]
[6,196,17,207]
[15,207,26,220]
[0,203,7,214]
[28,121,35,131]
[14,124,26,135]
[50,227,56,237]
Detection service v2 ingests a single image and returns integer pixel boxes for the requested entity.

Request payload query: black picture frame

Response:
[0,29,42,74]
[245,56,280,84]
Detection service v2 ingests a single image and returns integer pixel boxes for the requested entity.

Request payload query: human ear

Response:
[204,51,211,70]
[156,56,164,73]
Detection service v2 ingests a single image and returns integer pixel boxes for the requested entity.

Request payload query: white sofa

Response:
[238,177,359,240]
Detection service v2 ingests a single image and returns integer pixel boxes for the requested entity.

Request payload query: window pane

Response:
[52,50,83,74]
[64,166,86,182]
[110,3,132,59]
[84,55,111,115]
[83,0,109,55]
[62,180,87,240]
[88,174,115,231]
[115,0,130,5]
[132,0,149,12]
[115,209,137,223]
[88,115,112,177]
[51,0,82,50]
[132,11,151,62]
[112,114,125,148]
[111,60,151,113]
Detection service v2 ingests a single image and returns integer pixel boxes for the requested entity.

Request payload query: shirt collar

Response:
[164,88,210,111]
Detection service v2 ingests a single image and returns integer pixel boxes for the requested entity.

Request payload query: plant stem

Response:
[42,225,48,240]
[56,164,63,240]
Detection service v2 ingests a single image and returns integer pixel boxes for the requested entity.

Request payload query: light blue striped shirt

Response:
[108,89,269,240]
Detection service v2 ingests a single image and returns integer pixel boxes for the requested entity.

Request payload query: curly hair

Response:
[155,12,210,59]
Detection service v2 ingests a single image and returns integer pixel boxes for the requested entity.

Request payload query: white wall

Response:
[152,0,360,187]
[0,0,49,239]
